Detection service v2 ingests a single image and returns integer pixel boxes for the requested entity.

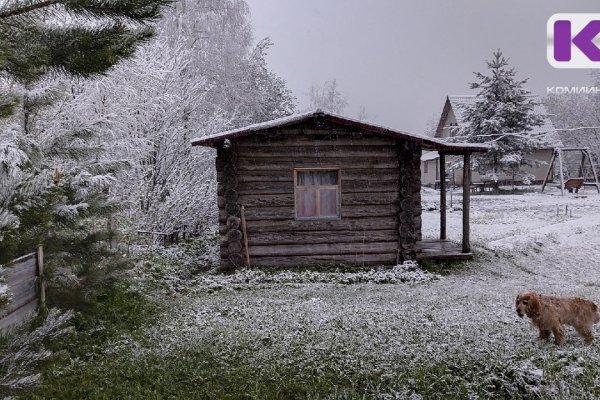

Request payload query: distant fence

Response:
[136,225,204,247]
[0,246,45,332]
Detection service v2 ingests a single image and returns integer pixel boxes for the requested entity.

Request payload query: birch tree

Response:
[93,0,296,234]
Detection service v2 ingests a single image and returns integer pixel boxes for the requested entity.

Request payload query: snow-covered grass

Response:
[21,187,600,399]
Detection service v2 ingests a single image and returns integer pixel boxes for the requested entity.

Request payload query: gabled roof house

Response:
[423,95,562,185]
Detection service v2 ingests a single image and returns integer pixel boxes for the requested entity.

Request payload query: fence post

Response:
[37,245,45,307]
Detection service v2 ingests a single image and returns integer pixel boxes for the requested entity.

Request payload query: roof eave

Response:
[190,110,489,153]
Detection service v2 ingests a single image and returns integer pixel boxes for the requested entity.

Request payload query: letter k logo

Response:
[548,14,600,68]
[555,20,600,61]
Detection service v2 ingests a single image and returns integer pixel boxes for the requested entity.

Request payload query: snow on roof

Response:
[421,151,439,161]
[191,109,488,153]
[446,95,563,148]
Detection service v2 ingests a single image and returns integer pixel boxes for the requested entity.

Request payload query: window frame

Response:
[293,168,342,220]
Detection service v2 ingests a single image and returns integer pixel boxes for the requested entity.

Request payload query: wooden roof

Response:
[191,110,488,154]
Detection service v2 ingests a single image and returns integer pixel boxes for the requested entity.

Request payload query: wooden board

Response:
[0,252,39,330]
[0,299,37,332]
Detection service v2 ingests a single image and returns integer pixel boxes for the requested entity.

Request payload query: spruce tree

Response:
[0,0,169,83]
[454,50,543,183]
[0,0,170,304]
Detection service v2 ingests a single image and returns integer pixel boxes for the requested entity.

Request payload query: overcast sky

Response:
[245,0,598,133]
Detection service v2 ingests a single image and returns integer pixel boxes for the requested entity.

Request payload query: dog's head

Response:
[515,291,540,318]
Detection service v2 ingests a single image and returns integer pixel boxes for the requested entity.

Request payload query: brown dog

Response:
[515,291,600,345]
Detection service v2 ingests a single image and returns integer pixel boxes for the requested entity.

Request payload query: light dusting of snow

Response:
[447,94,563,148]
[103,186,600,397]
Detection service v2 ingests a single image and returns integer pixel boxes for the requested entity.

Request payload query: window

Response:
[294,169,341,219]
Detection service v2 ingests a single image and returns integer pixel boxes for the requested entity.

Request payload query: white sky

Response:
[245,0,599,133]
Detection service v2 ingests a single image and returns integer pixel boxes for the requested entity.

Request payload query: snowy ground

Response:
[127,186,600,398]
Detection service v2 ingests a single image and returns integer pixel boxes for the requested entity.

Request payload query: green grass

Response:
[12,243,600,400]
[19,343,599,400]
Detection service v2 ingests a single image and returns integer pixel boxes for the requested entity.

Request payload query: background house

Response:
[421,151,440,186]
[422,95,563,186]
[192,110,486,270]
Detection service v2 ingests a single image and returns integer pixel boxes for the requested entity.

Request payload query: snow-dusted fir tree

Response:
[453,51,543,182]
[0,1,170,301]
[0,1,169,391]
[0,0,170,256]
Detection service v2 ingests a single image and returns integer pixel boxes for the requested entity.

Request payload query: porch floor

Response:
[416,239,473,261]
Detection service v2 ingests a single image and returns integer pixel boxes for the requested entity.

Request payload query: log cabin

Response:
[191,110,487,270]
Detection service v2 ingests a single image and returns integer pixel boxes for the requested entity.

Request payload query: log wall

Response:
[216,125,423,268]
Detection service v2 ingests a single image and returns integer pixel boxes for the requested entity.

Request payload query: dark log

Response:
[226,229,243,242]
[399,198,414,211]
[399,211,414,223]
[237,192,399,208]
[224,168,400,183]
[223,174,238,188]
[237,131,397,147]
[236,145,397,158]
[226,216,241,230]
[225,189,239,203]
[236,158,399,171]
[236,180,399,195]
[228,254,245,268]
[221,204,397,222]
[243,229,398,246]
[225,202,240,216]
[399,224,415,238]
[220,216,398,234]
[228,241,243,254]
[248,241,398,257]
[247,253,399,268]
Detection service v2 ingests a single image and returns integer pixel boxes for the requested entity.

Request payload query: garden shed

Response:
[191,110,487,270]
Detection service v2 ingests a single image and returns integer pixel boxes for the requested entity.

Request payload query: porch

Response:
[416,239,472,261]
[417,152,476,261]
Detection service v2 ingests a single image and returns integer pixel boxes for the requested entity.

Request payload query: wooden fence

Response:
[0,246,44,332]
[136,225,204,247]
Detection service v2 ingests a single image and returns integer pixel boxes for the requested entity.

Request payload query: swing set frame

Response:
[541,147,600,195]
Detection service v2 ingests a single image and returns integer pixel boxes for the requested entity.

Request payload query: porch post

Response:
[462,153,471,253]
[439,153,446,240]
